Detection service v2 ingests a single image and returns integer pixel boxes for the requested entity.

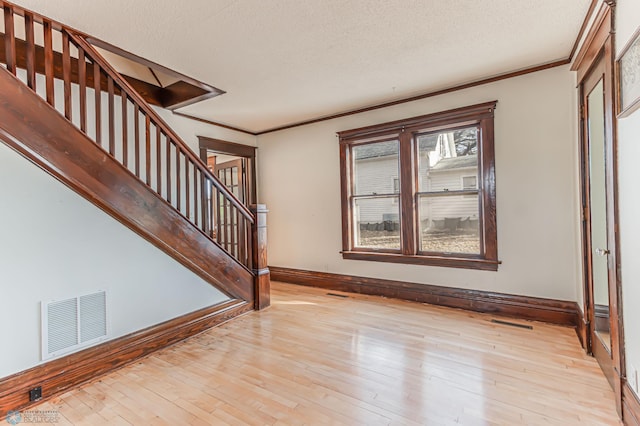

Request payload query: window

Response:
[338,101,499,270]
[462,176,477,190]
[392,177,400,193]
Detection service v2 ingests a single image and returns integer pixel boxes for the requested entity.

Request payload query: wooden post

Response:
[251,204,270,310]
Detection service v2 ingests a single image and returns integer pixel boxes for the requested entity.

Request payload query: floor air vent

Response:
[490,319,533,330]
[42,291,108,360]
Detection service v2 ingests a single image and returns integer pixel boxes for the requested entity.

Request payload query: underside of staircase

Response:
[0,68,254,300]
[0,0,279,408]
[0,0,269,305]
[0,0,271,414]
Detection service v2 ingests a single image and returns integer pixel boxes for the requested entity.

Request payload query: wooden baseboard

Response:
[0,299,251,416]
[270,267,579,327]
[624,382,640,426]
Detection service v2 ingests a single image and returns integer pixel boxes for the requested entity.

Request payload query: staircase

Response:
[0,1,268,306]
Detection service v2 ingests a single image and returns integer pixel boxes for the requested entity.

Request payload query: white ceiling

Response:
[13,0,591,133]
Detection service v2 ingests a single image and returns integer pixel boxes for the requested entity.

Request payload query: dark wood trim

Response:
[575,0,624,416]
[256,60,567,135]
[148,66,163,87]
[398,131,415,254]
[270,267,580,327]
[575,307,589,350]
[161,80,217,111]
[341,251,499,271]
[624,382,640,426]
[339,139,352,253]
[85,36,224,97]
[0,67,254,302]
[0,0,593,137]
[337,101,497,140]
[338,102,498,271]
[0,31,165,108]
[0,0,225,108]
[251,204,270,310]
[569,0,601,61]
[0,4,220,110]
[0,299,252,417]
[198,136,257,158]
[571,2,612,81]
[174,111,257,136]
[198,136,258,206]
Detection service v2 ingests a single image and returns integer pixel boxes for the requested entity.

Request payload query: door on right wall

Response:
[581,52,617,390]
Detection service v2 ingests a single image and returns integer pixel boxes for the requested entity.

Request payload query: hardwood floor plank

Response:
[31,282,620,425]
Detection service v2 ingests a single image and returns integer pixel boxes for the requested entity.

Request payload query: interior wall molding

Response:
[571,0,613,79]
[569,0,602,61]
[173,2,600,137]
[623,382,640,426]
[270,266,580,328]
[255,59,569,135]
[173,111,257,136]
[0,299,251,417]
[176,59,571,137]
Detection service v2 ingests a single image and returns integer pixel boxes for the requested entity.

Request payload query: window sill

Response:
[341,251,500,271]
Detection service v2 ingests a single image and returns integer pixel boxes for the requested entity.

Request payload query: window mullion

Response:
[399,131,416,255]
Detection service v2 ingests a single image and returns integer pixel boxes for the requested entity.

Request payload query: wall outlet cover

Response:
[29,386,42,402]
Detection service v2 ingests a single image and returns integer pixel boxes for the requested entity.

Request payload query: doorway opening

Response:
[198,136,257,208]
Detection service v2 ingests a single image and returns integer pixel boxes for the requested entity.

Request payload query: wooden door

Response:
[214,159,246,259]
[573,5,622,413]
[581,54,616,387]
[215,159,246,204]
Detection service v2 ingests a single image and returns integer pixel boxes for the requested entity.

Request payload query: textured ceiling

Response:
[12,0,591,133]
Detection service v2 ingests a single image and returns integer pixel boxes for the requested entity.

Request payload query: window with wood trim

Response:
[338,101,499,270]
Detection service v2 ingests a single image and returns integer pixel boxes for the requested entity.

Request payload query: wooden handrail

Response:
[68,33,254,223]
[0,65,253,300]
[0,1,64,31]
[0,0,257,270]
[0,0,271,307]
[0,0,252,222]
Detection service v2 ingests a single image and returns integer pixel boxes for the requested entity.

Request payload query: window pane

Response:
[418,127,478,192]
[353,197,400,249]
[462,176,477,190]
[418,194,480,254]
[353,140,399,196]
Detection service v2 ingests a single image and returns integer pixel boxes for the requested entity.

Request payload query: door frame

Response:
[572,0,625,415]
[198,136,257,206]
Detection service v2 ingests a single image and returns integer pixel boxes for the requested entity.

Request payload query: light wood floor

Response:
[34,282,620,425]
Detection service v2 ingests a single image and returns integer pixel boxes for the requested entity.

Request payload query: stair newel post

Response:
[250,204,270,310]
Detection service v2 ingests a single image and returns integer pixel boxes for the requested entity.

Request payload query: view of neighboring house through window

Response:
[352,140,400,249]
[417,127,480,254]
[338,101,499,270]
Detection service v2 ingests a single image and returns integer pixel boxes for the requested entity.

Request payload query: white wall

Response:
[258,65,582,301]
[616,0,640,398]
[0,40,257,380]
[0,143,229,378]
[155,107,257,150]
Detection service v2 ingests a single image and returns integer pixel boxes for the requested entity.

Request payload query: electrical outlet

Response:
[29,386,42,402]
